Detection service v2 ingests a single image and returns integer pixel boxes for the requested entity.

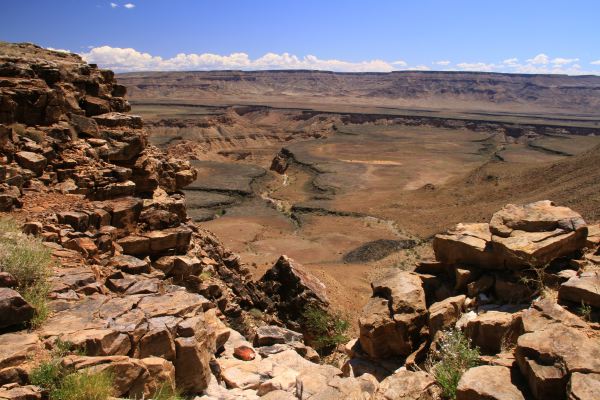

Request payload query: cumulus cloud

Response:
[527,53,550,65]
[77,46,600,75]
[407,65,431,71]
[80,46,399,72]
[124,3,135,9]
[456,62,496,72]
[110,2,118,8]
[551,57,579,65]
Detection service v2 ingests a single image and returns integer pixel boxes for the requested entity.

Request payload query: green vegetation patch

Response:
[302,305,349,354]
[0,217,53,328]
[426,328,480,400]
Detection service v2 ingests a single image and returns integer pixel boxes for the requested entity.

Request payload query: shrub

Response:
[30,358,63,394]
[248,308,264,320]
[51,370,114,400]
[302,305,349,354]
[30,339,82,395]
[0,217,53,328]
[426,328,480,400]
[579,301,592,321]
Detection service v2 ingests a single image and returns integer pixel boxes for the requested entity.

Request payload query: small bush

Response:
[426,328,480,400]
[51,370,114,400]
[579,301,592,321]
[30,358,63,394]
[0,217,53,328]
[30,339,81,394]
[302,306,349,354]
[248,308,264,320]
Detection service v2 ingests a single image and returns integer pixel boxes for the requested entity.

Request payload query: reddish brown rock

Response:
[234,345,256,361]
[0,289,34,329]
[15,151,45,176]
[359,270,427,359]
[558,271,600,308]
[456,365,525,400]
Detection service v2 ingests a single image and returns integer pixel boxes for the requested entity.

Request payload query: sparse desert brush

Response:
[0,217,53,328]
[51,369,115,400]
[426,328,480,400]
[302,305,349,354]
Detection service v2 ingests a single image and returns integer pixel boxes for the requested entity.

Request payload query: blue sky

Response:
[2,0,600,74]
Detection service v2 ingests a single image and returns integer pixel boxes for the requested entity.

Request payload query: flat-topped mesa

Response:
[434,200,588,270]
[0,42,197,208]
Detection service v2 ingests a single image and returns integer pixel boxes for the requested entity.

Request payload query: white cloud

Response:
[110,2,118,8]
[407,65,431,71]
[80,46,398,72]
[526,53,549,65]
[124,3,135,9]
[551,57,579,65]
[78,46,600,75]
[456,62,496,72]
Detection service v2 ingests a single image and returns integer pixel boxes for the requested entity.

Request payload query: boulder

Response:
[260,256,329,330]
[109,255,150,274]
[61,328,131,356]
[374,369,439,400]
[456,365,525,400]
[490,201,586,237]
[465,310,522,355]
[515,324,600,399]
[0,288,34,329]
[174,337,212,393]
[359,270,427,359]
[428,295,466,338]
[15,151,46,176]
[558,271,600,308]
[567,372,600,400]
[434,201,588,270]
[433,223,495,268]
[254,326,303,347]
[61,355,151,398]
[139,357,176,397]
[0,333,41,370]
[0,384,42,400]
[92,112,142,129]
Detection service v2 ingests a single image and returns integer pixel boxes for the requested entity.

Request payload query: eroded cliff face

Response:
[0,43,387,400]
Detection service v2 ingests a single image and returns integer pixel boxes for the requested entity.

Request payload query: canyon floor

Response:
[123,75,600,327]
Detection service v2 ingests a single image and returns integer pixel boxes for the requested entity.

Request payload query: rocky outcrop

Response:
[0,43,268,398]
[0,43,196,209]
[344,201,598,400]
[259,255,329,332]
[358,270,427,359]
[434,201,588,269]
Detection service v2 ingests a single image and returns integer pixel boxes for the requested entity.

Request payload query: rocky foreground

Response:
[0,43,599,400]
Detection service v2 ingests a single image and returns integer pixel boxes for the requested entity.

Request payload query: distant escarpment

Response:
[119,69,600,115]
